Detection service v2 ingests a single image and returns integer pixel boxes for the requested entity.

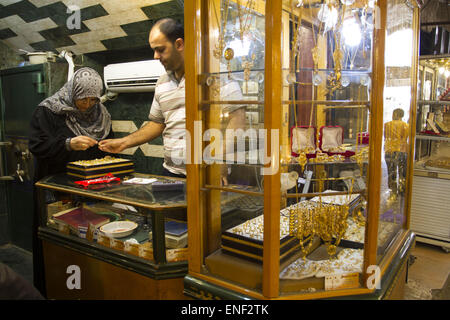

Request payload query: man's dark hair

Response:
[153,18,184,42]
[393,108,404,120]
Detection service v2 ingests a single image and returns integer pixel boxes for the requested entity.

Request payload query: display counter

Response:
[35,173,188,299]
[411,55,450,251]
[184,0,419,300]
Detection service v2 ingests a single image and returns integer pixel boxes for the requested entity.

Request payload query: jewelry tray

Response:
[67,157,134,179]
[221,214,305,265]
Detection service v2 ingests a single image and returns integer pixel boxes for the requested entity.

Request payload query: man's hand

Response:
[98,121,165,154]
[70,136,98,151]
[98,138,127,153]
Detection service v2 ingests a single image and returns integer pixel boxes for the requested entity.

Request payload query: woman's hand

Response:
[70,136,98,151]
[98,138,127,153]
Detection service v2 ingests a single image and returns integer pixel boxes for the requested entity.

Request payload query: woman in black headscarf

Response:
[29,67,113,181]
[28,67,113,298]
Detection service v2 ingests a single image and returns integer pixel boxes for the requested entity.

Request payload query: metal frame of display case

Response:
[35,173,188,299]
[184,0,420,300]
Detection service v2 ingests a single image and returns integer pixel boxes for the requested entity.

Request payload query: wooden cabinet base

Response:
[384,258,408,300]
[42,240,187,300]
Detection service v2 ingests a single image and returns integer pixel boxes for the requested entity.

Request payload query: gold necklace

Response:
[212,0,230,60]
[242,54,255,93]
[236,0,255,40]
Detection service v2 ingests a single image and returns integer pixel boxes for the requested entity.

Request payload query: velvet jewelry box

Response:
[319,125,355,157]
[67,157,134,179]
[291,126,317,159]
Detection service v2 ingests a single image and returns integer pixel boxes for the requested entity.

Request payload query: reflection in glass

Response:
[378,0,414,259]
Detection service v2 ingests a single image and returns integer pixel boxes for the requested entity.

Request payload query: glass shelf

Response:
[417,100,450,105]
[36,173,187,210]
[415,134,450,142]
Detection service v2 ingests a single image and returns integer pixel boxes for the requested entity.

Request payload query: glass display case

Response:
[35,172,188,299]
[410,54,450,252]
[184,0,419,300]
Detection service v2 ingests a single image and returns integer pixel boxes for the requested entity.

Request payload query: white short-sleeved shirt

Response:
[149,72,186,175]
[149,73,244,175]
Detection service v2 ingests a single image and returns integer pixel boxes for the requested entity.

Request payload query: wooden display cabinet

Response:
[184,0,419,300]
[35,173,188,299]
[411,55,450,252]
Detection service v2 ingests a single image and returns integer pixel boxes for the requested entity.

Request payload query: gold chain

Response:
[212,0,230,60]
[237,0,254,40]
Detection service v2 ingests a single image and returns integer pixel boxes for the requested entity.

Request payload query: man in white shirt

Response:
[99,18,245,180]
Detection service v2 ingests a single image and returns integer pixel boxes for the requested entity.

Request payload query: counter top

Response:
[36,173,187,210]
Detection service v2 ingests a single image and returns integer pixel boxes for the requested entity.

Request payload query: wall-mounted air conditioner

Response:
[104,60,165,93]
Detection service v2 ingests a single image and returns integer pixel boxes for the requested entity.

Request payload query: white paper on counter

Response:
[122,177,157,185]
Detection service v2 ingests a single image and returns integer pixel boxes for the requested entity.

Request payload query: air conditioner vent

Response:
[104,60,165,93]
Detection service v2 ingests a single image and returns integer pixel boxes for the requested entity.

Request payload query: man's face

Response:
[149,28,183,73]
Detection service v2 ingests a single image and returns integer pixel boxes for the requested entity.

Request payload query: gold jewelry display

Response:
[224,47,234,79]
[352,90,369,175]
[309,153,345,164]
[284,1,373,260]
[242,54,255,93]
[288,178,355,258]
[236,0,255,40]
[297,152,308,172]
[290,0,303,72]
[212,0,256,83]
[229,214,291,241]
[212,0,230,60]
[351,202,366,227]
[280,248,363,280]
[326,3,346,94]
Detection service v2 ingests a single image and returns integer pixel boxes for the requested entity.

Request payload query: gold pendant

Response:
[224,47,234,79]
[297,152,307,172]
[327,244,337,257]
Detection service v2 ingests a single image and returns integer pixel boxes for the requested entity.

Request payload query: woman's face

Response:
[75,97,99,112]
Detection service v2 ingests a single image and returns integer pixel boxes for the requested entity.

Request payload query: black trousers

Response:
[385,152,407,193]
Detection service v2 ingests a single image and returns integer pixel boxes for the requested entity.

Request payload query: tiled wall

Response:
[0,0,184,55]
[106,91,165,175]
[0,40,21,70]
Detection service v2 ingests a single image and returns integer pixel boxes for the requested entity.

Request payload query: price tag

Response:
[97,233,110,247]
[86,223,95,242]
[124,242,140,256]
[166,248,189,262]
[325,272,359,291]
[138,244,154,261]
[58,224,70,235]
[110,238,124,251]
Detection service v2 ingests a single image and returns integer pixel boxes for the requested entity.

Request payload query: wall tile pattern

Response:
[0,0,183,55]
